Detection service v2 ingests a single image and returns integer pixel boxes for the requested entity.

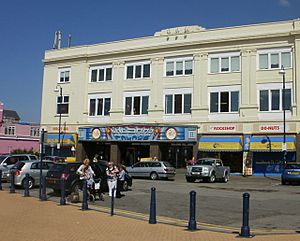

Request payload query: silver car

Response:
[126,161,176,180]
[9,160,54,189]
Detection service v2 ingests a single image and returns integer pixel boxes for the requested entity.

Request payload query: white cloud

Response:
[279,0,291,7]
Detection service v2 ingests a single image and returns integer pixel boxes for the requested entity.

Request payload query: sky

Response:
[0,0,299,123]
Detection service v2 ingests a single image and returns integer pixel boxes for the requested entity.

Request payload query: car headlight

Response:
[202,167,209,173]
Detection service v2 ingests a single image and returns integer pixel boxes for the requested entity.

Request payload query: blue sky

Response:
[0,0,299,123]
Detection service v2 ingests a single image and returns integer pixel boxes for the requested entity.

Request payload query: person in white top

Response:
[106,162,119,197]
[76,158,95,188]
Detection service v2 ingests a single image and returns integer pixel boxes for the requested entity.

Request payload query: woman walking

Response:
[106,162,119,197]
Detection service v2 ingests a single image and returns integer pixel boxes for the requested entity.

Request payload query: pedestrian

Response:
[106,161,119,197]
[187,157,196,166]
[116,164,126,198]
[76,158,95,198]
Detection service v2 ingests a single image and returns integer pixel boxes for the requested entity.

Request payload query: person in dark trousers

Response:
[116,164,125,198]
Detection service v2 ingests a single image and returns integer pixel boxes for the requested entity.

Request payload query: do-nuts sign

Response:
[209,125,236,132]
[259,125,284,133]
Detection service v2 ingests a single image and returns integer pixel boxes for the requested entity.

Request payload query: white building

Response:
[41,19,300,175]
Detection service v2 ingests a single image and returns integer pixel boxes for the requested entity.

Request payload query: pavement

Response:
[1,190,300,241]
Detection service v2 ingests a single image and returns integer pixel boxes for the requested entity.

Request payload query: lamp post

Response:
[279,66,287,166]
[54,85,63,157]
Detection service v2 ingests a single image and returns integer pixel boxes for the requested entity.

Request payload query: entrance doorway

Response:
[119,143,150,166]
[160,144,193,168]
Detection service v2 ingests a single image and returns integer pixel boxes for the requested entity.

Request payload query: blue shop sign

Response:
[78,125,197,142]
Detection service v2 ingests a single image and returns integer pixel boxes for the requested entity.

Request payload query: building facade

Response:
[41,19,300,174]
[0,101,40,154]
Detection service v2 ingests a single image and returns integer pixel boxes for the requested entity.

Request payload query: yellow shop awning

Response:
[46,134,77,146]
[249,135,296,152]
[198,136,243,152]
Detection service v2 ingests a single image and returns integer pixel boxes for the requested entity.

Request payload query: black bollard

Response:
[188,190,197,230]
[111,187,115,216]
[24,173,30,197]
[82,180,88,210]
[149,187,157,224]
[41,176,47,201]
[240,192,253,238]
[0,169,2,191]
[60,177,66,205]
[9,170,16,193]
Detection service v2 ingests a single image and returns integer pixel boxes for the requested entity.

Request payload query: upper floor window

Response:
[125,61,150,79]
[209,52,240,73]
[209,90,239,113]
[258,48,292,70]
[165,57,193,77]
[164,89,192,115]
[30,127,40,137]
[57,95,69,115]
[58,68,70,83]
[124,92,149,116]
[259,88,291,112]
[88,94,111,117]
[5,126,15,136]
[90,64,112,82]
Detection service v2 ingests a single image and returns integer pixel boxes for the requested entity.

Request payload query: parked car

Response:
[8,160,54,189]
[281,162,300,185]
[46,161,132,194]
[0,154,38,181]
[185,158,230,183]
[126,161,176,180]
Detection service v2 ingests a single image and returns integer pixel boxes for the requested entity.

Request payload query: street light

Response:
[279,65,287,166]
[54,85,63,157]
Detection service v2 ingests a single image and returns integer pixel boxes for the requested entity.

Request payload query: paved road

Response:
[3,170,300,230]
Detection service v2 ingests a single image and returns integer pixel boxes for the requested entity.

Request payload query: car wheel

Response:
[71,182,81,193]
[222,173,229,183]
[186,177,195,183]
[122,180,129,191]
[22,177,34,189]
[209,173,216,183]
[150,172,158,180]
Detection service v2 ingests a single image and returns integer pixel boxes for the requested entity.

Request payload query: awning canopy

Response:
[249,135,296,152]
[46,134,77,146]
[198,136,243,152]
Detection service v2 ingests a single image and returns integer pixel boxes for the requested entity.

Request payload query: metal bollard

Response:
[41,176,47,201]
[239,192,253,238]
[60,177,66,205]
[9,169,16,193]
[111,187,115,216]
[0,169,2,191]
[188,190,197,230]
[24,173,30,197]
[82,180,88,210]
[149,187,157,224]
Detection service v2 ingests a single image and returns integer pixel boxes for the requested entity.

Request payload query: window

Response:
[4,126,15,136]
[124,94,149,116]
[125,61,150,79]
[164,93,192,114]
[258,49,292,70]
[88,95,111,117]
[30,127,40,137]
[209,53,240,73]
[58,68,70,83]
[209,91,239,113]
[259,89,291,111]
[165,57,193,76]
[90,65,112,82]
[57,95,69,114]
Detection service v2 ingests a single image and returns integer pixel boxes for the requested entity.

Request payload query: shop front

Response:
[249,135,296,175]
[198,135,244,173]
[78,125,198,168]
[45,133,77,158]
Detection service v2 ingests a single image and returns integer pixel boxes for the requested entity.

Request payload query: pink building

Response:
[0,101,40,154]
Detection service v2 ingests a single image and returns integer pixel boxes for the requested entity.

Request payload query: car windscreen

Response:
[12,161,25,170]
[0,156,7,162]
[49,164,66,172]
[285,163,300,169]
[163,162,173,167]
[196,159,214,165]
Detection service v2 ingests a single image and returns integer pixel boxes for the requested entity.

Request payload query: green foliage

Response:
[11,148,39,157]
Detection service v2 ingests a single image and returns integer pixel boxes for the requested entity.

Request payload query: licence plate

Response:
[289,172,299,175]
[192,172,201,175]
[47,179,57,184]
[95,183,100,189]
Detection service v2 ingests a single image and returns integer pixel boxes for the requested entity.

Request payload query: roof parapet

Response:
[154,25,205,36]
